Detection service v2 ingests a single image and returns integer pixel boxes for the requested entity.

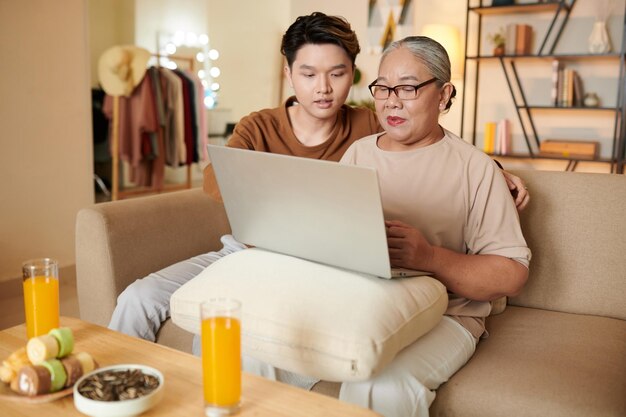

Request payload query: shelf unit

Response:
[461,0,626,173]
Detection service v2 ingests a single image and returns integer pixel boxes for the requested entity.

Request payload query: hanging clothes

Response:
[145,67,166,190]
[185,70,209,161]
[159,67,186,166]
[102,62,207,189]
[173,69,198,165]
[103,73,159,187]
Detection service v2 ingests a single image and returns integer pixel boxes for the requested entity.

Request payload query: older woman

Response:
[338,36,531,417]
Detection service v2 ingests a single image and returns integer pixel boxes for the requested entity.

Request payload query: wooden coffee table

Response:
[0,317,381,416]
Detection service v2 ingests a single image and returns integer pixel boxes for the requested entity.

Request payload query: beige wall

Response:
[135,0,208,52]
[89,0,135,89]
[0,0,93,282]
[207,0,290,120]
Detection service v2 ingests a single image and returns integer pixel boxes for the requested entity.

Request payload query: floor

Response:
[0,157,616,332]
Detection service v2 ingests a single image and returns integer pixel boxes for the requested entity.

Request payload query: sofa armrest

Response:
[75,188,231,327]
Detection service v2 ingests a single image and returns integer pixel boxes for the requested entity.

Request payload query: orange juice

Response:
[201,316,241,407]
[23,275,60,338]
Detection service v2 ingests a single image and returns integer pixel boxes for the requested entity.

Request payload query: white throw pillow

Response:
[170,248,448,382]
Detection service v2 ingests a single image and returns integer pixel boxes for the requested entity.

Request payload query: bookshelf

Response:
[461,0,626,173]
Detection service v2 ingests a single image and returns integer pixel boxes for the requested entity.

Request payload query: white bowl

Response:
[73,364,164,417]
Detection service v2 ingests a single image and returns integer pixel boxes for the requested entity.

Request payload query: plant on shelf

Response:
[487,27,506,56]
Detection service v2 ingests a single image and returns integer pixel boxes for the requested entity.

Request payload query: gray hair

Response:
[381,36,456,110]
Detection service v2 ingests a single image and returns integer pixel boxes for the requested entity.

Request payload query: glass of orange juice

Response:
[22,258,60,339]
[201,298,241,417]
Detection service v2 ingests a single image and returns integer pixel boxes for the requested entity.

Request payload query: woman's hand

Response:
[386,220,528,300]
[385,220,434,271]
[502,170,530,211]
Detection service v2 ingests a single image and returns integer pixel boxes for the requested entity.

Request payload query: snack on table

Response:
[73,351,97,375]
[49,327,74,358]
[77,368,160,401]
[40,358,67,392]
[0,347,30,384]
[61,355,84,387]
[26,327,74,364]
[8,348,30,368]
[26,334,59,364]
[14,352,97,396]
[0,363,15,384]
[1,326,99,397]
[16,365,51,396]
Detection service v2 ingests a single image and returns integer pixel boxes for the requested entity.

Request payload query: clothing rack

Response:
[111,53,195,201]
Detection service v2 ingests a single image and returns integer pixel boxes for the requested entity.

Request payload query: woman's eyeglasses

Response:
[368,78,438,100]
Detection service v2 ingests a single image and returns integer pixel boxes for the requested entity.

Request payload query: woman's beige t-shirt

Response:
[340,130,531,339]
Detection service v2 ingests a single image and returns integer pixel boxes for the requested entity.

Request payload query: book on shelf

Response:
[562,69,574,107]
[502,24,533,56]
[572,71,584,107]
[484,120,511,155]
[515,24,533,55]
[483,121,496,154]
[496,119,511,155]
[551,59,561,106]
[553,63,585,107]
[505,24,517,55]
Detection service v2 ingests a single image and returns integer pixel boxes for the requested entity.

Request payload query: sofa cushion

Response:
[430,306,626,417]
[509,170,626,320]
[170,248,448,382]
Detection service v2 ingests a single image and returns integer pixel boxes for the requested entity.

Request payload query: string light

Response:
[165,43,177,55]
[173,31,185,46]
[158,30,219,109]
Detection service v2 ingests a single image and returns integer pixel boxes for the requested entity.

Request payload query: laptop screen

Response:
[207,145,393,277]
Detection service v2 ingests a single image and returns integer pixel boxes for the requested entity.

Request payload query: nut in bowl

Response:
[73,364,164,417]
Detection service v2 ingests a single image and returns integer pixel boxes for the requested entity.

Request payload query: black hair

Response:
[280,12,360,68]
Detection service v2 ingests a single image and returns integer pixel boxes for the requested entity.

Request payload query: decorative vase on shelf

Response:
[584,92,600,107]
[588,20,612,54]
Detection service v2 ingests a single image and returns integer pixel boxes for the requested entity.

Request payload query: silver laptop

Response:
[207,145,430,279]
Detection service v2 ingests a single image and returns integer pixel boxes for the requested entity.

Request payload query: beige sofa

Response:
[75,169,626,416]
